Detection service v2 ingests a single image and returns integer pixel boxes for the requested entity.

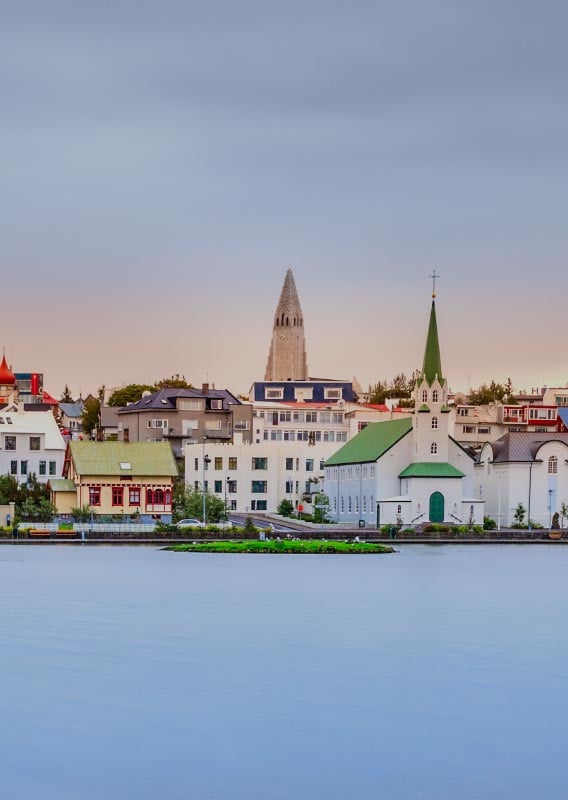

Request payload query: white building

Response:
[476,432,568,528]
[324,294,484,527]
[0,409,66,483]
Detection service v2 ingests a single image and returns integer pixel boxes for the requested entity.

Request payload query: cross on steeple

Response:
[428,269,439,298]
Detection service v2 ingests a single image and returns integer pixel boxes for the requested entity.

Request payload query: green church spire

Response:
[421,299,443,386]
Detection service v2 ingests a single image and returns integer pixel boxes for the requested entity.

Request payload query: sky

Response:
[2,1,567,398]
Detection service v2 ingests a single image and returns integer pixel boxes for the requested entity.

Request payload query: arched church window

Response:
[348,496,352,512]
[431,417,438,429]
[431,442,438,455]
[422,390,428,403]
[432,390,439,403]
[397,504,402,514]
[286,317,289,325]
[548,456,558,474]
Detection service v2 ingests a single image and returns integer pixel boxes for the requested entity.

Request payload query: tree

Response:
[59,384,74,403]
[277,499,294,517]
[468,379,516,405]
[369,371,419,405]
[561,502,568,529]
[0,474,19,504]
[175,484,227,523]
[313,492,330,524]
[514,503,526,526]
[81,396,101,437]
[155,375,192,389]
[107,384,155,407]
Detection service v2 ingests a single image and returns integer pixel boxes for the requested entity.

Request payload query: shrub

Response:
[483,515,497,530]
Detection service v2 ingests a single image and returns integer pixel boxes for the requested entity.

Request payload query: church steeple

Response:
[421,300,443,386]
[265,268,308,381]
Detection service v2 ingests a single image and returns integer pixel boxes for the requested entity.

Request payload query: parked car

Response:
[176,518,205,528]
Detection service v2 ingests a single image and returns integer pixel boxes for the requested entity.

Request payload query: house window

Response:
[348,496,352,512]
[29,436,41,451]
[129,487,141,505]
[397,504,402,514]
[431,417,438,429]
[331,412,343,424]
[209,399,223,410]
[227,480,237,494]
[20,461,28,475]
[214,457,223,470]
[205,420,222,431]
[370,466,376,478]
[252,457,268,470]
[477,426,491,434]
[355,496,359,513]
[39,461,46,476]
[148,419,168,429]
[285,457,294,470]
[422,390,428,403]
[431,443,438,454]
[214,480,222,493]
[251,481,267,493]
[324,388,342,400]
[265,388,284,399]
[89,486,101,506]
[229,457,237,470]
[112,487,124,506]
[5,436,16,451]
[320,411,331,423]
[306,459,314,472]
[179,399,203,411]
[432,390,439,403]
[194,458,199,471]
[305,411,317,423]
[462,425,475,434]
[256,500,267,511]
[10,461,17,475]
[336,432,347,442]
[279,411,291,422]
[548,456,558,474]
[49,461,57,475]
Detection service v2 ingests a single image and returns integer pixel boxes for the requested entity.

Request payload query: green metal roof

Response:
[69,441,178,477]
[49,478,76,492]
[399,462,464,478]
[418,403,430,412]
[326,418,412,466]
[421,300,443,386]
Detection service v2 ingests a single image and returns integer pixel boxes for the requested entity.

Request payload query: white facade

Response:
[476,435,568,528]
[185,435,342,514]
[0,410,66,483]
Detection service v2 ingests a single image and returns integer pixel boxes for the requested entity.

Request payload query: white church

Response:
[324,292,484,527]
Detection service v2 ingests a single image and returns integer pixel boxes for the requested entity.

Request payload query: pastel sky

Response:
[2,1,567,398]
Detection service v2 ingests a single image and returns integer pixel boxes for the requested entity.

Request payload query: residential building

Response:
[324,293,484,527]
[117,384,252,457]
[0,409,66,484]
[59,401,85,438]
[50,441,177,521]
[476,432,568,528]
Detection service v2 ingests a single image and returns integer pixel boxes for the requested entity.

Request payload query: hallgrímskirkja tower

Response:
[264,268,308,382]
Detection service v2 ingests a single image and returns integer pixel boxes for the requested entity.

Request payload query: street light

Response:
[202,454,211,524]
[225,476,231,519]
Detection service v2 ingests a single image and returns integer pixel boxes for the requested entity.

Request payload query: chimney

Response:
[202,382,209,395]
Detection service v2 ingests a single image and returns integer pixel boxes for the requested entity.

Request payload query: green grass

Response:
[167,539,395,554]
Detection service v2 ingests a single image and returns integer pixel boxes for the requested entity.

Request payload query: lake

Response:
[1,544,566,799]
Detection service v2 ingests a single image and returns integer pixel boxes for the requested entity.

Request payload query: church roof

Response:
[325,418,412,466]
[420,300,443,386]
[0,355,16,385]
[488,431,568,463]
[399,462,465,478]
[274,268,304,322]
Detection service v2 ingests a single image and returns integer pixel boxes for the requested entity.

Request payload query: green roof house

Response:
[324,291,483,527]
[51,441,178,522]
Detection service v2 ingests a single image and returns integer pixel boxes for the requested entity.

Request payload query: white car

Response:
[176,518,205,528]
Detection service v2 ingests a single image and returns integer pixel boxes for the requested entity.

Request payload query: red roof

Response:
[0,355,16,385]
[42,391,59,405]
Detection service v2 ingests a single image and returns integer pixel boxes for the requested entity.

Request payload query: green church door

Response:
[429,492,444,523]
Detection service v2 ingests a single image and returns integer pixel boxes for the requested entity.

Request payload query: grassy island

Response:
[166,539,395,555]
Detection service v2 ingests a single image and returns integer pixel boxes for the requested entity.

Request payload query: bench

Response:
[56,530,76,538]
[29,529,51,537]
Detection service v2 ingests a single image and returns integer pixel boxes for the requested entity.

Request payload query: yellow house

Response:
[50,441,178,521]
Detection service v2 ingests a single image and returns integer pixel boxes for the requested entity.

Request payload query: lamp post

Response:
[225,476,231,519]
[202,453,211,524]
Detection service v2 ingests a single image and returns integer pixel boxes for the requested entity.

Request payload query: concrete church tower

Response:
[265,268,308,381]
[412,288,451,463]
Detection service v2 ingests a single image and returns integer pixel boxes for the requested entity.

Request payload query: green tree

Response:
[468,380,516,405]
[59,384,74,403]
[277,498,294,517]
[155,375,192,389]
[175,484,227,523]
[81,396,101,437]
[560,502,568,529]
[313,492,330,524]
[514,503,526,526]
[107,384,156,407]
[0,474,19,504]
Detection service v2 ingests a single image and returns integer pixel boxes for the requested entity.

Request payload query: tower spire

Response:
[421,274,443,386]
[264,268,308,381]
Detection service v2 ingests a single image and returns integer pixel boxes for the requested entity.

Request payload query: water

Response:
[1,544,567,799]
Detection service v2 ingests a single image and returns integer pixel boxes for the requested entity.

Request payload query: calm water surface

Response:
[1,544,567,799]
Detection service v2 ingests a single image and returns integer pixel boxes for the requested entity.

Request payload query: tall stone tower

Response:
[265,268,308,381]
